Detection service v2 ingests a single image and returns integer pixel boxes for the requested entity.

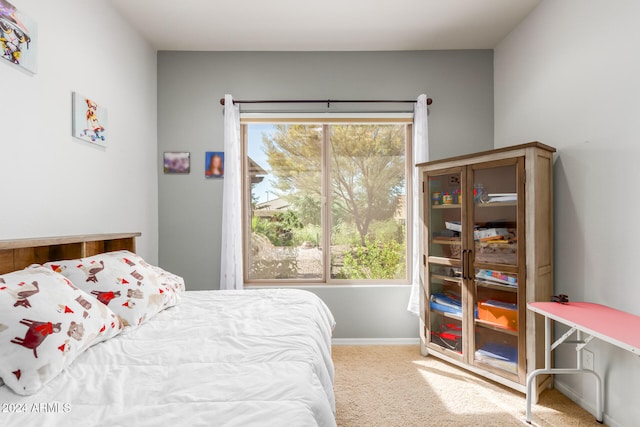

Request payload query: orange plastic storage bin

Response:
[477,300,518,331]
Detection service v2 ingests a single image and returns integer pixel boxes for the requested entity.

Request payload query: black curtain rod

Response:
[219,98,433,107]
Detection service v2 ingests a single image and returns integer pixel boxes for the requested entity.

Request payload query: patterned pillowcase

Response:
[148,263,186,293]
[0,266,122,395]
[44,251,182,328]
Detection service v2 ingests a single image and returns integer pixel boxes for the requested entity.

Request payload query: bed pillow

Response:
[44,251,182,328]
[0,266,122,395]
[148,263,186,293]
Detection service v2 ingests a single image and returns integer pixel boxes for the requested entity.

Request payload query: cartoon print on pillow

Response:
[43,251,183,330]
[14,281,40,308]
[90,290,121,306]
[130,270,144,286]
[127,288,143,299]
[122,300,136,309]
[67,321,85,340]
[122,257,136,267]
[1,281,40,308]
[83,260,105,283]
[58,340,71,354]
[11,319,62,358]
[57,304,74,314]
[75,295,92,310]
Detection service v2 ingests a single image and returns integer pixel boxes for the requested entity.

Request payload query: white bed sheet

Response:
[0,289,336,427]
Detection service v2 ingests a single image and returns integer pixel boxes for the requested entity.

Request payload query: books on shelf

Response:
[445,221,462,232]
[475,342,518,373]
[481,299,517,311]
[430,293,462,316]
[477,299,518,331]
[486,193,517,203]
[474,228,511,241]
[476,269,518,287]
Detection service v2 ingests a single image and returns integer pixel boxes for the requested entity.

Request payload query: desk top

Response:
[528,302,640,355]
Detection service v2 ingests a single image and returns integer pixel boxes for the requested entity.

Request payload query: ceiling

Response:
[109,0,541,51]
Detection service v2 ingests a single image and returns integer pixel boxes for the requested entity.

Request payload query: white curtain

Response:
[407,94,429,314]
[220,94,244,290]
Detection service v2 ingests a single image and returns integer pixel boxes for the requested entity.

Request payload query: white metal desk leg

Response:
[526,316,552,423]
[526,369,543,423]
[595,371,604,423]
[525,316,605,424]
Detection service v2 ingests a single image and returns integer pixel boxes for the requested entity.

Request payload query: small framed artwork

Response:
[72,92,108,147]
[164,152,190,174]
[0,0,38,73]
[205,151,224,178]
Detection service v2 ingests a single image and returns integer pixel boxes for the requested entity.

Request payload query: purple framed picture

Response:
[164,152,190,174]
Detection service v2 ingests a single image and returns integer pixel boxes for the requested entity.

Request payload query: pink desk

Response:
[526,302,640,424]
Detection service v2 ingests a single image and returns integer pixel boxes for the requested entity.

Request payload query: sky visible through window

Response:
[247,124,277,204]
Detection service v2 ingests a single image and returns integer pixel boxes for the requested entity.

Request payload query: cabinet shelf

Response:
[432,274,462,285]
[475,280,518,293]
[430,308,462,321]
[475,319,518,336]
[432,203,461,209]
[474,358,518,375]
[432,238,461,245]
[428,256,462,267]
[475,201,517,208]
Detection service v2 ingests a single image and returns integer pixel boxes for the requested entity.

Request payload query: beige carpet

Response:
[333,345,604,427]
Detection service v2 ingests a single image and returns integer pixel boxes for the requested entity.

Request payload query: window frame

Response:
[241,116,413,286]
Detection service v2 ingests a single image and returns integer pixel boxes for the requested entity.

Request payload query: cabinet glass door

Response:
[470,160,524,377]
[426,169,464,357]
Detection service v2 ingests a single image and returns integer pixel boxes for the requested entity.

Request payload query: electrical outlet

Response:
[583,349,594,370]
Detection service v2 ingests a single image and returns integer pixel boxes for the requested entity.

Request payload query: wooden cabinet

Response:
[417,142,555,395]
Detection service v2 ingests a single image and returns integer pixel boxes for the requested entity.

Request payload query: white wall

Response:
[0,0,158,261]
[495,1,640,425]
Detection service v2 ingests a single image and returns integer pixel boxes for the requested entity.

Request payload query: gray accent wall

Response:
[157,51,494,339]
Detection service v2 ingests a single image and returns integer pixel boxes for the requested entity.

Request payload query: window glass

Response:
[245,121,409,283]
[329,124,407,280]
[246,124,323,280]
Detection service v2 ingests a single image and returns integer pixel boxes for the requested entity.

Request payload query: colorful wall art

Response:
[72,92,108,147]
[0,0,37,73]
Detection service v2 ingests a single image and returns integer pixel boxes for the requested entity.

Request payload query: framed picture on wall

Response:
[72,92,108,147]
[0,0,38,73]
[205,151,224,178]
[164,152,190,174]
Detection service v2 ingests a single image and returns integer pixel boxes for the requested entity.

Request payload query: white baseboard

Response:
[554,381,621,427]
[332,337,420,346]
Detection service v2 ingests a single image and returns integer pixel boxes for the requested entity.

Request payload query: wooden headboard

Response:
[0,233,141,275]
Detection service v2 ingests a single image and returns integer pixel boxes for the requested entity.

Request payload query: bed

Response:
[0,234,336,427]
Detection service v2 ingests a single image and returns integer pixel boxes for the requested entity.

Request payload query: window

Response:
[243,118,412,284]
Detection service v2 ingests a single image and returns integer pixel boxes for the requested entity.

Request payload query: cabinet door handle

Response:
[462,249,468,280]
[467,250,473,280]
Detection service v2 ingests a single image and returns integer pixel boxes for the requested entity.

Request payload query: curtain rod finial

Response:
[426,98,433,106]
[219,98,226,106]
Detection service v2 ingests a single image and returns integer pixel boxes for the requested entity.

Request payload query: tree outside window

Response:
[245,121,409,283]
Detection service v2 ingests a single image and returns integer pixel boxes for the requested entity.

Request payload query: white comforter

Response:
[0,289,336,427]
